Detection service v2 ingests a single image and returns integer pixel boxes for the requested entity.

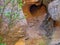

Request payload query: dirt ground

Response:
[22,3,60,45]
[0,0,60,45]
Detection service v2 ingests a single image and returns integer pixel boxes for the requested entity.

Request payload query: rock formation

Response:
[48,0,60,21]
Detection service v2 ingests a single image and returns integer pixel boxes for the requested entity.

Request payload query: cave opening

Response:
[30,4,39,14]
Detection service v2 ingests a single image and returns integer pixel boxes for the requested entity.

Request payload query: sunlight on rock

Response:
[20,9,27,25]
[15,39,25,45]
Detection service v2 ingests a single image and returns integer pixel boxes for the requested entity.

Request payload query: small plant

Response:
[0,43,6,45]
[39,39,46,45]
[0,36,3,42]
[17,0,23,9]
[0,36,6,45]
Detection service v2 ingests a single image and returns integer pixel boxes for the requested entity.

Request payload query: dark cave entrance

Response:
[30,4,39,14]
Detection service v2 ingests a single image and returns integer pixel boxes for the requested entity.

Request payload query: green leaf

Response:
[0,6,3,13]
[4,0,10,5]
[0,43,6,45]
[11,0,14,3]
[39,39,46,45]
[4,12,11,19]
[17,0,23,8]
[0,36,3,42]
[12,12,20,20]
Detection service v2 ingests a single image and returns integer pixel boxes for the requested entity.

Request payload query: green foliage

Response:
[12,12,20,20]
[4,12,11,19]
[0,6,3,13]
[17,0,23,8]
[4,0,10,5]
[11,0,14,3]
[0,43,6,45]
[4,11,20,20]
[0,36,3,42]
[0,36,6,45]
[39,39,46,45]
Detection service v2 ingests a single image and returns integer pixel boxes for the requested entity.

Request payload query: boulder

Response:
[48,0,60,21]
